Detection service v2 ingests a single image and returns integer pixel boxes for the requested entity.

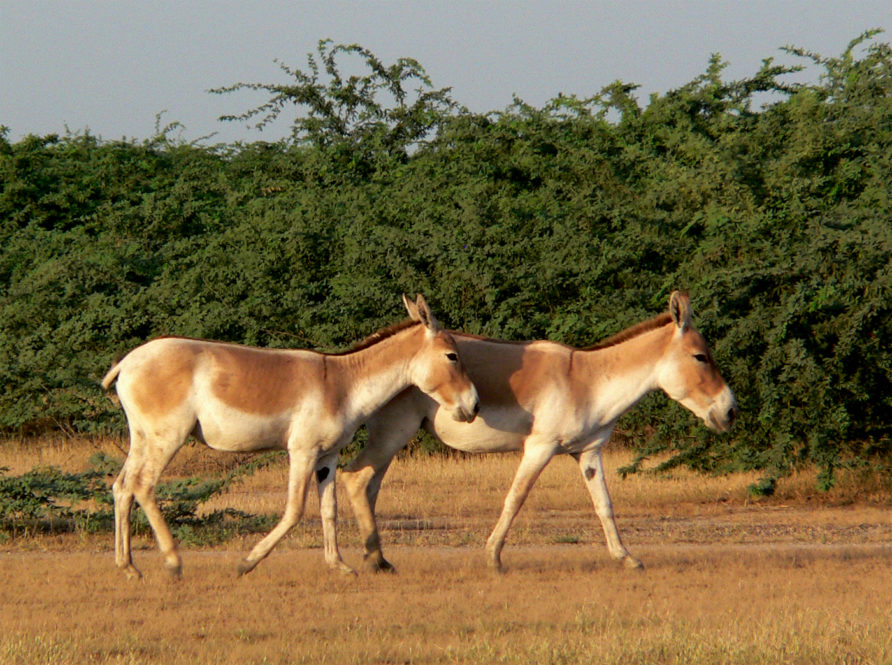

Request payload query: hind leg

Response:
[116,428,187,579]
[113,464,141,580]
[133,474,184,578]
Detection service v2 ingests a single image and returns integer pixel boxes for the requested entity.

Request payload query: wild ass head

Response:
[655,291,738,433]
[403,294,479,423]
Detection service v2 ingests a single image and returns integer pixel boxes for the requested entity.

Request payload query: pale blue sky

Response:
[1,1,888,144]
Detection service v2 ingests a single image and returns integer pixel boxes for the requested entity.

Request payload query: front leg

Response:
[342,404,421,573]
[316,456,356,576]
[341,459,395,572]
[575,445,642,569]
[239,448,316,575]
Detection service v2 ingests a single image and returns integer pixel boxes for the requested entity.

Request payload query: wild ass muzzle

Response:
[101,294,478,579]
[341,291,737,573]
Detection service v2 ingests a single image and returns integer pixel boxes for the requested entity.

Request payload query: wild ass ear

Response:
[414,294,440,332]
[402,293,420,320]
[403,294,440,332]
[669,291,692,331]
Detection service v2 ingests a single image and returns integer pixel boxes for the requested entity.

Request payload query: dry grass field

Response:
[2,437,891,664]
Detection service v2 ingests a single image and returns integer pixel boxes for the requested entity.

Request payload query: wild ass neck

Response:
[574,322,672,425]
[323,324,420,425]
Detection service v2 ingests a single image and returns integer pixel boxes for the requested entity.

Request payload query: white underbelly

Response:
[195,403,292,452]
[427,407,530,454]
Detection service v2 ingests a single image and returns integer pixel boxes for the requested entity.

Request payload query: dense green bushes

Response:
[1,34,889,484]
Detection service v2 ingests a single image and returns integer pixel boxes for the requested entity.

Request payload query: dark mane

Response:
[331,319,422,356]
[582,313,673,351]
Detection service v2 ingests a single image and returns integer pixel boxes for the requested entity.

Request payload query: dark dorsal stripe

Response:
[451,313,673,352]
[150,321,423,358]
[583,313,673,351]
[332,319,422,356]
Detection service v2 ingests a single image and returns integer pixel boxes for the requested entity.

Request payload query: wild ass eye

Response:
[445,352,458,363]
[694,353,708,363]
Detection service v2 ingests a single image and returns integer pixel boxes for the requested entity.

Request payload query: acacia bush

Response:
[1,34,889,485]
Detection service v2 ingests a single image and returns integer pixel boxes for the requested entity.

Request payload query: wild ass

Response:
[101,295,479,579]
[341,292,737,572]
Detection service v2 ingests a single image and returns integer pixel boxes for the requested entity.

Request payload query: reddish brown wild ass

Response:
[341,292,738,572]
[101,295,479,579]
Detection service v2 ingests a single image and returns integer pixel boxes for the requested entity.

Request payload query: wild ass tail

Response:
[100,361,123,394]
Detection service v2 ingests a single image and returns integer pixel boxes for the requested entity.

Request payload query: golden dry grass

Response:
[3,544,892,665]
[2,437,891,664]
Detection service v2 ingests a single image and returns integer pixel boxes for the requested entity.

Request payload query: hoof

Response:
[365,558,396,574]
[484,543,504,574]
[622,556,644,571]
[328,559,357,576]
[164,560,183,580]
[237,559,256,577]
[120,564,143,581]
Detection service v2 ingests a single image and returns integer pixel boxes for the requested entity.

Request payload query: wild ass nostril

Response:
[727,407,737,425]
[472,400,480,416]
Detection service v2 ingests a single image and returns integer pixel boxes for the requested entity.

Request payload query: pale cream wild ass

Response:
[342,292,738,572]
[101,295,479,579]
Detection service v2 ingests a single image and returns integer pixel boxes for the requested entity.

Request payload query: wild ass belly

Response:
[425,406,531,454]
[425,401,608,456]
[192,400,294,452]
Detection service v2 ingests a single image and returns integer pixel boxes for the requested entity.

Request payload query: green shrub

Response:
[1,32,889,485]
